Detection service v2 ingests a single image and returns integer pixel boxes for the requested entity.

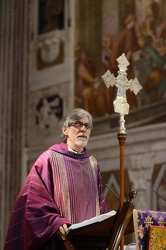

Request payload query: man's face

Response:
[63,116,92,152]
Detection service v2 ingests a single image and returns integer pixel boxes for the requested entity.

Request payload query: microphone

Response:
[105,184,120,210]
[152,189,166,202]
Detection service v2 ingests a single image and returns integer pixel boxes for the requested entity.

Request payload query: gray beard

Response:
[75,139,88,148]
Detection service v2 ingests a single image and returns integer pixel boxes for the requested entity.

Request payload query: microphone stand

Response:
[152,189,166,202]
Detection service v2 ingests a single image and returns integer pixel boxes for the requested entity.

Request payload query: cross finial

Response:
[117,53,130,72]
[102,53,142,115]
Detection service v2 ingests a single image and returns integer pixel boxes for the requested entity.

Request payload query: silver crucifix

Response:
[102,53,142,133]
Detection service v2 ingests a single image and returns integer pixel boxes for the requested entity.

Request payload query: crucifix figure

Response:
[102,53,142,118]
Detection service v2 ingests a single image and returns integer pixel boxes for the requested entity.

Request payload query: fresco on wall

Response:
[75,0,166,121]
[75,47,107,116]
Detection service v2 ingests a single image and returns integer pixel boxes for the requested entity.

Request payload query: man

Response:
[4,108,107,250]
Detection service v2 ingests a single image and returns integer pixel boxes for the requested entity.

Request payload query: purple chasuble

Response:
[4,142,107,250]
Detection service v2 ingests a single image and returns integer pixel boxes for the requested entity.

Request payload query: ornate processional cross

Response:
[102,53,142,133]
[101,54,142,250]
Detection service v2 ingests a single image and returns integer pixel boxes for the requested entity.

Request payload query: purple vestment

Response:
[4,142,107,250]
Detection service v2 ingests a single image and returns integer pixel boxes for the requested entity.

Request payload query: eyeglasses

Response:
[68,121,93,130]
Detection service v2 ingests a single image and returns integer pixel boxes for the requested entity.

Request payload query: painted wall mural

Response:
[75,0,166,120]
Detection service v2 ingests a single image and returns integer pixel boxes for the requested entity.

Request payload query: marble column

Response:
[0,0,31,248]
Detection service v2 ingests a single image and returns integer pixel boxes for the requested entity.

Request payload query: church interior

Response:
[0,0,166,249]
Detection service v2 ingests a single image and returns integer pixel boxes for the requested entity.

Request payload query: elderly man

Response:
[5,108,107,250]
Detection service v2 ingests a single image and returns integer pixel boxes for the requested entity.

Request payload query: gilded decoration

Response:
[133,209,166,250]
[148,226,166,250]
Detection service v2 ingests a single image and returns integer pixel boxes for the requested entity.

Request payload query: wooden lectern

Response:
[64,191,137,250]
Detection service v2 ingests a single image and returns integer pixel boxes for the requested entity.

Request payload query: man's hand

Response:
[56,224,68,241]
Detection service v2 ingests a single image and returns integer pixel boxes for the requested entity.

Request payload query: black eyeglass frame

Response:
[68,121,93,130]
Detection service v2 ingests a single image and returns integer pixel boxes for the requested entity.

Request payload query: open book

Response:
[65,192,136,250]
[67,210,116,233]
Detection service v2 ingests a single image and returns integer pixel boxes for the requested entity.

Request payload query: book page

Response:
[67,210,116,232]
